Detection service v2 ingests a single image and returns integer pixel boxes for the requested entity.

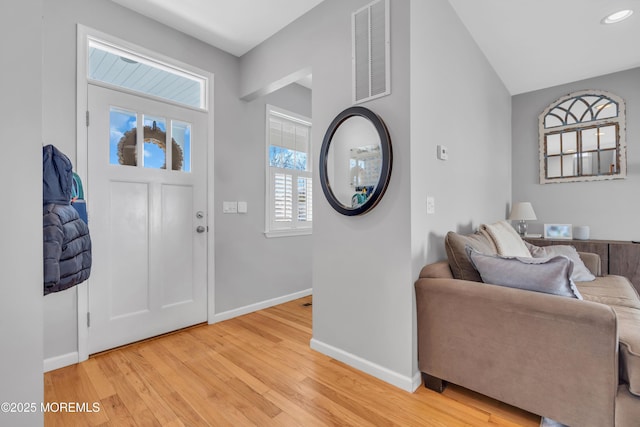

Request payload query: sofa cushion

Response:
[526,243,596,282]
[466,247,583,299]
[609,305,640,397]
[445,231,496,282]
[576,275,640,310]
[574,251,602,277]
[617,384,640,424]
[479,220,531,257]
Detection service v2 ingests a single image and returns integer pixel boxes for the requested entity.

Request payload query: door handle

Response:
[196,225,206,233]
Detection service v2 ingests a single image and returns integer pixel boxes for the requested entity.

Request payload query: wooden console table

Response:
[525,237,640,294]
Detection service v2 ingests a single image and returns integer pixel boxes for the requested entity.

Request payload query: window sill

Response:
[265,228,312,238]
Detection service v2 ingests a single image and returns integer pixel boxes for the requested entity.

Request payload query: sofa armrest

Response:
[415,277,618,427]
[578,251,602,276]
[419,261,453,279]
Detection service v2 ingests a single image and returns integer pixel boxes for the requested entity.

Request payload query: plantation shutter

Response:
[273,172,293,222]
[297,177,312,222]
[266,105,312,235]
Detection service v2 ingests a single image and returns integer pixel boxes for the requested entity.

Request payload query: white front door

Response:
[87,84,208,354]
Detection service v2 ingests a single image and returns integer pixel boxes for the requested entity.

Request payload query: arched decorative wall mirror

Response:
[319,106,392,216]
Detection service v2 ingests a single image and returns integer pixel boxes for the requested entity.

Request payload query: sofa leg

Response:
[422,373,447,393]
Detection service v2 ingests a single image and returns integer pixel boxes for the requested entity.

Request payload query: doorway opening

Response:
[76,25,215,361]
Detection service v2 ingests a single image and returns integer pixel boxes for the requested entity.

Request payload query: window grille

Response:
[539,90,626,183]
[266,105,312,236]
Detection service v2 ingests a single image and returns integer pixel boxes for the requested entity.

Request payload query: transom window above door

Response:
[539,90,626,184]
[88,38,208,110]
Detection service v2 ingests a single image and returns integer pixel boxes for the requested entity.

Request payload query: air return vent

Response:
[352,0,390,104]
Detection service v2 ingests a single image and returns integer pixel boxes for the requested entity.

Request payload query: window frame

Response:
[539,90,626,184]
[86,36,209,112]
[264,105,312,238]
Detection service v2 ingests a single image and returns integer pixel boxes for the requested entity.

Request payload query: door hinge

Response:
[86,110,90,127]
[87,312,91,327]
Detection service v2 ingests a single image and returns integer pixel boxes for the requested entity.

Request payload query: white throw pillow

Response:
[479,220,531,257]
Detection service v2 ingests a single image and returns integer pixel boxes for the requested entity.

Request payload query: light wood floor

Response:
[44,296,540,426]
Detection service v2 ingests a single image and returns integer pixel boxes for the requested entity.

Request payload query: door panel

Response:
[161,184,195,307]
[87,84,208,354]
[109,180,150,318]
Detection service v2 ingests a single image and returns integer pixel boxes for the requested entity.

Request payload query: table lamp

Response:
[509,202,537,236]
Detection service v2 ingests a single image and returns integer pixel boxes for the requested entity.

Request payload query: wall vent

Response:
[352,0,390,104]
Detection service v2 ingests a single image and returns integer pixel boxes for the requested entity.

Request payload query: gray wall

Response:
[311,0,414,385]
[215,82,312,312]
[0,0,44,425]
[42,0,311,361]
[409,0,512,373]
[242,0,414,387]
[512,67,640,240]
[241,0,511,389]
[410,0,512,268]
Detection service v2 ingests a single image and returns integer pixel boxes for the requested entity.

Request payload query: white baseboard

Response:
[210,288,312,324]
[310,338,422,392]
[44,352,79,373]
[411,370,422,391]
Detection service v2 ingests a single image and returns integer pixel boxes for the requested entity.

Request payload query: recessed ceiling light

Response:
[601,9,634,24]
[119,56,138,64]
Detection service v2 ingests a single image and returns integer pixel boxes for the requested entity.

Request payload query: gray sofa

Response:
[415,230,640,427]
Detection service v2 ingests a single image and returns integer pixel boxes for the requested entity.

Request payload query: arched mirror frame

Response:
[319,106,392,216]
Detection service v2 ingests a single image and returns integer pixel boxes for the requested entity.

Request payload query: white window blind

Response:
[266,105,312,237]
[297,177,312,222]
[273,172,293,223]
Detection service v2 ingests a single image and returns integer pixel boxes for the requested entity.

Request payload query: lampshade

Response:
[509,202,537,221]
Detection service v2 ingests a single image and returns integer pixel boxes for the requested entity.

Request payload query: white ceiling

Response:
[448,0,640,94]
[110,0,325,57]
[111,0,640,95]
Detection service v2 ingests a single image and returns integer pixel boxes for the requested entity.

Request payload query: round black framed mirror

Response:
[319,106,392,216]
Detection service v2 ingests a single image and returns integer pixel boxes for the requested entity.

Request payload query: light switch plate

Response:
[426,196,435,214]
[437,145,448,160]
[223,201,238,214]
[238,201,247,213]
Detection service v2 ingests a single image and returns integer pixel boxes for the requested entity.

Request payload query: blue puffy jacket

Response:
[43,145,91,295]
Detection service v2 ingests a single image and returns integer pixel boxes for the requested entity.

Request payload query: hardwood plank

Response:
[203,348,270,395]
[262,389,331,427]
[442,384,540,427]
[99,394,133,425]
[45,296,540,426]
[121,347,210,427]
[299,376,396,426]
[99,352,152,417]
[116,353,181,425]
[144,341,253,426]
[299,362,489,427]
[46,363,109,426]
[43,372,63,427]
[81,357,117,400]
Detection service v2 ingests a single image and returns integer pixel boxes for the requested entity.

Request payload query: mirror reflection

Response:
[319,106,392,216]
[326,116,381,208]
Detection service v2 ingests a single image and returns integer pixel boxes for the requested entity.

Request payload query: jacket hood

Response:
[43,144,73,205]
